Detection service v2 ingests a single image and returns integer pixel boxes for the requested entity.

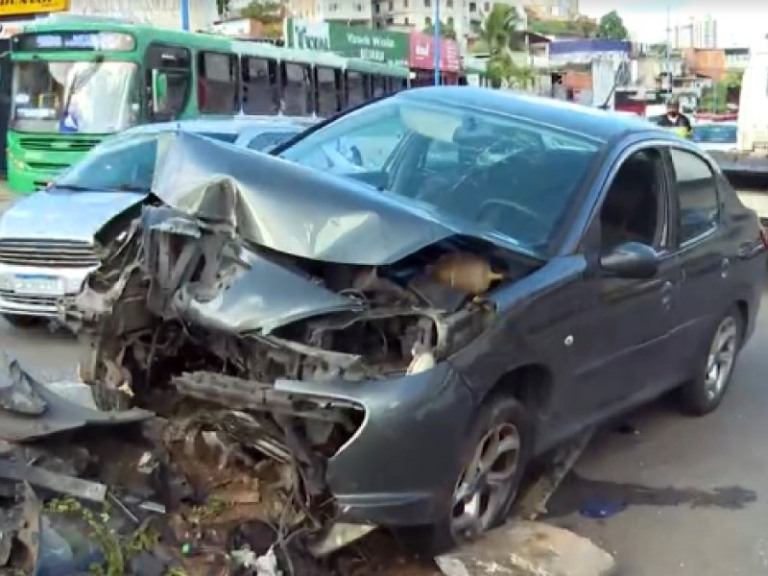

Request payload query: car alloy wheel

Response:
[450,421,522,539]
[703,315,738,401]
[679,307,743,416]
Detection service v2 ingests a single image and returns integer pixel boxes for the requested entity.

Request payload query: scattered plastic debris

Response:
[579,498,628,519]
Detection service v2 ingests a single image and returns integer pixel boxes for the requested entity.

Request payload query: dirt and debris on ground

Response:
[0,353,446,575]
[0,353,613,576]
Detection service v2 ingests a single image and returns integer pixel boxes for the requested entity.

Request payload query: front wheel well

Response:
[735,299,749,341]
[488,364,554,419]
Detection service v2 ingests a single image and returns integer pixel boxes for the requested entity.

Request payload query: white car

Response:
[692,121,738,153]
[0,117,315,326]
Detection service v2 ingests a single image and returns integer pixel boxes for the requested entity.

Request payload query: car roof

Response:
[123,116,316,136]
[399,86,655,142]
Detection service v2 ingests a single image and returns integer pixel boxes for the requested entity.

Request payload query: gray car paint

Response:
[151,131,532,266]
[174,247,361,335]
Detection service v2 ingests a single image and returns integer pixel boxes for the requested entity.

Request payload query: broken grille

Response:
[0,239,99,267]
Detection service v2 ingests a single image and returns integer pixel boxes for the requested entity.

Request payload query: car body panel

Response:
[151,132,534,265]
[0,190,147,242]
[63,87,767,529]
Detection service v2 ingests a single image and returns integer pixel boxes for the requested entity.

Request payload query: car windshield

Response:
[53,129,244,192]
[693,124,737,144]
[54,131,171,192]
[11,60,139,134]
[279,96,601,254]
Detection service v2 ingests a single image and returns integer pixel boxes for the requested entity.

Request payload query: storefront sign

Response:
[0,0,69,17]
[408,31,460,73]
[286,19,409,67]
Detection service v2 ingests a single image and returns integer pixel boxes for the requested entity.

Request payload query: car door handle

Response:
[661,280,673,309]
[720,257,730,278]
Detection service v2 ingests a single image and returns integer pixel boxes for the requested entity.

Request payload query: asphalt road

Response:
[1,192,768,575]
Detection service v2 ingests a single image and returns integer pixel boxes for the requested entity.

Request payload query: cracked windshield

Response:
[11,60,139,133]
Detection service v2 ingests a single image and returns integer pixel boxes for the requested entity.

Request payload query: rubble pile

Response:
[0,352,427,576]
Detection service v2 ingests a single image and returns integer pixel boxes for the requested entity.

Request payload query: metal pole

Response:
[433,0,441,85]
[664,4,670,99]
[181,0,190,31]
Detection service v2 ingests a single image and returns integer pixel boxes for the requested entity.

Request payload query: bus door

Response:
[0,39,10,174]
[144,43,192,122]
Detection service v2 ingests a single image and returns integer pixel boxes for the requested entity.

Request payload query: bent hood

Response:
[152,132,510,266]
[0,189,148,242]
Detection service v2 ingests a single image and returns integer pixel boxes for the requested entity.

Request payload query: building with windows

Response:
[673,15,718,49]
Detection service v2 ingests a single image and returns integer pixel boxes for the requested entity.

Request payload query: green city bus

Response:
[7,17,412,194]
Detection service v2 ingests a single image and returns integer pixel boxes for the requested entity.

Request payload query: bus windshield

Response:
[11,60,139,134]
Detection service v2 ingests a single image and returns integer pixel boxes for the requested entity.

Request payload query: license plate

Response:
[12,274,64,296]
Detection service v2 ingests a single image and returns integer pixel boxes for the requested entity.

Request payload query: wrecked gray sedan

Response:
[63,87,765,554]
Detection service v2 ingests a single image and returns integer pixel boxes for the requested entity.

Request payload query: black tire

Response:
[1,314,42,328]
[679,306,743,416]
[404,394,534,555]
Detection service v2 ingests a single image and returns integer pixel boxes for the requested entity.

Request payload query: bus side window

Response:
[282,62,313,116]
[315,67,341,117]
[372,75,387,98]
[242,57,280,115]
[197,51,238,114]
[144,44,191,122]
[345,71,365,108]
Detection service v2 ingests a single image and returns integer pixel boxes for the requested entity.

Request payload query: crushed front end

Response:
[60,133,531,534]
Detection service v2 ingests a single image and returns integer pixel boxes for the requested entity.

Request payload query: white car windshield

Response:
[279,96,601,253]
[12,60,139,134]
[54,131,172,192]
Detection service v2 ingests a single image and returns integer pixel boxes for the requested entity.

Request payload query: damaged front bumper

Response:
[173,361,476,527]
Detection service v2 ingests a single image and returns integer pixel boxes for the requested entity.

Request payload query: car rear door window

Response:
[669,148,719,244]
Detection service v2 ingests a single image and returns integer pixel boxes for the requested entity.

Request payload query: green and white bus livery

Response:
[7,18,411,194]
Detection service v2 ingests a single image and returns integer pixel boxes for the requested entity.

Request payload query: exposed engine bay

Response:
[61,133,540,535]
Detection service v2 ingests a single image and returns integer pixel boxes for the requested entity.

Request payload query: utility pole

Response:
[434,0,441,85]
[181,0,190,31]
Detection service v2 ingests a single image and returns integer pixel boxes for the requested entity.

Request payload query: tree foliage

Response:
[528,15,597,38]
[472,3,524,54]
[596,10,629,40]
[240,1,283,23]
[423,20,458,40]
[216,0,229,15]
[470,4,536,89]
[724,69,744,89]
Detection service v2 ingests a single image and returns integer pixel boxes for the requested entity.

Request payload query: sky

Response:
[579,0,767,47]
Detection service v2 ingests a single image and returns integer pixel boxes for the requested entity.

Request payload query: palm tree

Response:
[240,0,283,24]
[472,3,523,55]
[473,3,525,88]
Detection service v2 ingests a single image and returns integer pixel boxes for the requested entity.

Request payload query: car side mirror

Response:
[600,241,659,279]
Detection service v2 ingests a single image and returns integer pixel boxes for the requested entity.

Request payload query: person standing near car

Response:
[657,98,692,138]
